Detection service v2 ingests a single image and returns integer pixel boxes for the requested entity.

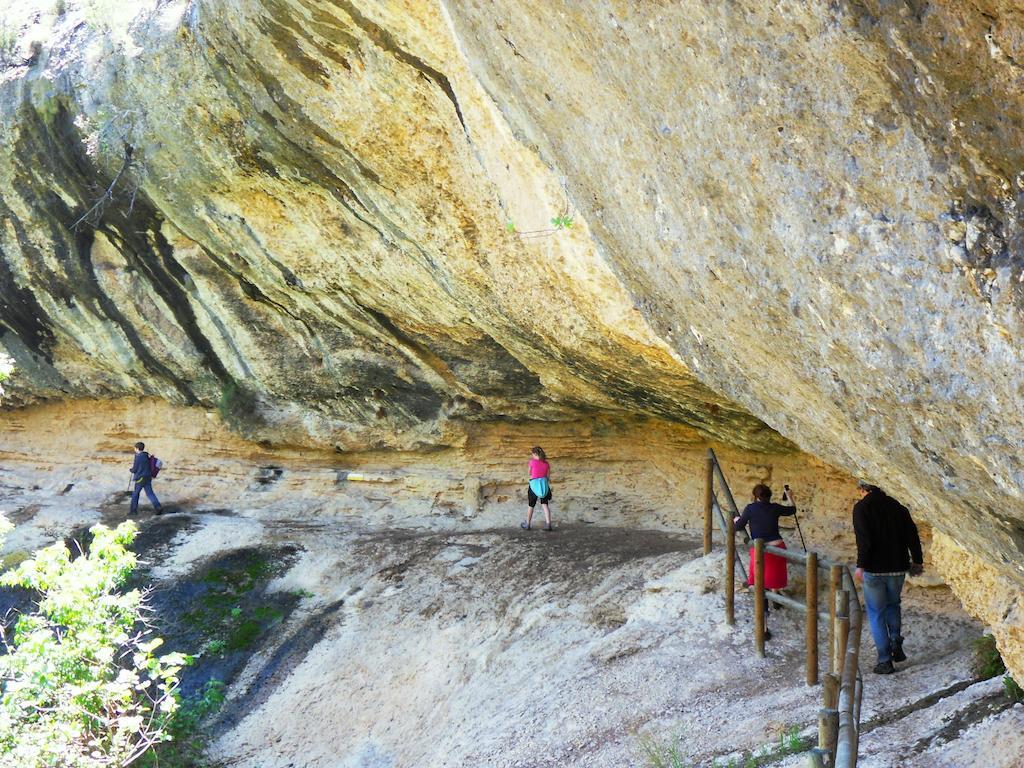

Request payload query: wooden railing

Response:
[703,448,864,767]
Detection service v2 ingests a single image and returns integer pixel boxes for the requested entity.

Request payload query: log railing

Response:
[703,448,864,767]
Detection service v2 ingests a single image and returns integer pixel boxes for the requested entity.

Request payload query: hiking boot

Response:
[154,508,164,516]
[891,640,906,663]
[520,522,531,530]
[542,525,553,532]
[873,660,895,674]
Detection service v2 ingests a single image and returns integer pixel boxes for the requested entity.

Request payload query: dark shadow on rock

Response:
[214,598,348,732]
[146,545,303,700]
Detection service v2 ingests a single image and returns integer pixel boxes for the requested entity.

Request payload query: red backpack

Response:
[149,454,164,478]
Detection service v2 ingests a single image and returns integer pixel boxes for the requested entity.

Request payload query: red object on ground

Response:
[747,540,788,589]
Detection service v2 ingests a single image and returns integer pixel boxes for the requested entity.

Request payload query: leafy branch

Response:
[0,520,187,768]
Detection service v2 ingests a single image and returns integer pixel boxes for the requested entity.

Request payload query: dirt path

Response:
[2,487,1018,767]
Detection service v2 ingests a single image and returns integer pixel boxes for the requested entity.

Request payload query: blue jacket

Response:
[131,451,152,484]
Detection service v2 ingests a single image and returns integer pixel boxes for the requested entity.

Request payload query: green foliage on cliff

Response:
[218,381,265,436]
[973,633,1005,679]
[0,520,187,768]
[973,633,1023,702]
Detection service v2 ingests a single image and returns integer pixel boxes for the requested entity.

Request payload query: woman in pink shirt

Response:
[522,446,554,531]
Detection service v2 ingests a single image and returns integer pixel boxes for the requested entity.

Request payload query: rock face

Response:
[0,3,1022,673]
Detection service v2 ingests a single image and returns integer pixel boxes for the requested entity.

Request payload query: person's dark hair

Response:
[752,483,772,501]
[531,446,546,461]
[134,441,145,451]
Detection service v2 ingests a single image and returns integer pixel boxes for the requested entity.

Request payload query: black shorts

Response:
[528,486,552,507]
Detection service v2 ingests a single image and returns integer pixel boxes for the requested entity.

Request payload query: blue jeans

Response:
[862,573,905,663]
[131,480,162,514]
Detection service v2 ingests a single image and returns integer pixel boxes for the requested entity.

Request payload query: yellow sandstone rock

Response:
[0,1,1021,675]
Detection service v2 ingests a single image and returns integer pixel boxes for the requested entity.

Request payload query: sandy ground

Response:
[201,516,1017,768]
[1,460,1022,767]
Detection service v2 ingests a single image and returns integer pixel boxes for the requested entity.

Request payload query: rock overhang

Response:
[0,0,1021,675]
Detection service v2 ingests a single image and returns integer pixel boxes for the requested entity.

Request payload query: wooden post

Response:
[725,512,736,625]
[835,590,850,674]
[823,672,840,709]
[818,708,839,762]
[754,538,766,657]
[704,453,714,555]
[806,551,819,685]
[828,565,841,674]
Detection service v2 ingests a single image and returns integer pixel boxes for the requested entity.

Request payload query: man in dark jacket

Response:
[129,441,163,516]
[853,481,923,674]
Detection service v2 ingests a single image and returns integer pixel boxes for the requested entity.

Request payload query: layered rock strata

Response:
[0,2,1021,673]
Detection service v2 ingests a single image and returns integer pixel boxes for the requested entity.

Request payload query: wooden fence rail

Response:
[703,448,864,767]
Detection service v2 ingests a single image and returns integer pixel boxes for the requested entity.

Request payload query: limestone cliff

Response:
[0,2,1022,674]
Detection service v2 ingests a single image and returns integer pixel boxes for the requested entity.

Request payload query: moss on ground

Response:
[182,550,291,653]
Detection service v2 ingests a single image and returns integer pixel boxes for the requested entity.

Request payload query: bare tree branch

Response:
[71,144,134,231]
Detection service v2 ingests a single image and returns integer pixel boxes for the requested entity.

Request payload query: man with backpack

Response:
[129,441,163,516]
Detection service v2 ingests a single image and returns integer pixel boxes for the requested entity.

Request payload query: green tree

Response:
[0,519,187,767]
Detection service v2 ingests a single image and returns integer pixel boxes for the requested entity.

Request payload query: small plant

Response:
[704,729,806,768]
[204,638,226,657]
[775,725,806,757]
[638,734,688,768]
[1005,675,1024,702]
[973,634,1006,680]
[507,204,576,240]
[969,635,1023,704]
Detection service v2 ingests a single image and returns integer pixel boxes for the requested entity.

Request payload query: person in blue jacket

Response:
[129,441,163,516]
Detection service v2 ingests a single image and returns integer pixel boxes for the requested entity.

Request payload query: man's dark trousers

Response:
[130,478,162,515]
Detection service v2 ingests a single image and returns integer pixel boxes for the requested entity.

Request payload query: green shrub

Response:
[972,634,1024,703]
[0,520,187,768]
[1005,675,1024,703]
[973,634,1006,680]
[137,679,226,768]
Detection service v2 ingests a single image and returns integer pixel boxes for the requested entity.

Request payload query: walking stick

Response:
[793,511,807,552]
[784,485,807,552]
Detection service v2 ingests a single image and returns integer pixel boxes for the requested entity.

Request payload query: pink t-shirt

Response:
[529,458,549,479]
